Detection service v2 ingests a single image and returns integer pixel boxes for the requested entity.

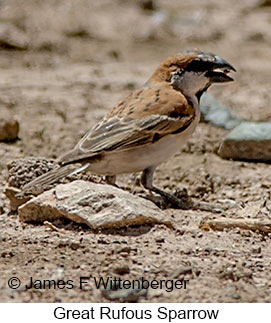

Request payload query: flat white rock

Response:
[18,180,173,229]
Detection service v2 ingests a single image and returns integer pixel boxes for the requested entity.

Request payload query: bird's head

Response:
[150,49,236,101]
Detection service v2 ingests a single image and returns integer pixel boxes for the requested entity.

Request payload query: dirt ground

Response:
[1,0,271,303]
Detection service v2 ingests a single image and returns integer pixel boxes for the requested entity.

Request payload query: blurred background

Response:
[0,0,270,158]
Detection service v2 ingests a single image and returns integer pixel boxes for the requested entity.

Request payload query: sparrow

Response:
[22,49,235,208]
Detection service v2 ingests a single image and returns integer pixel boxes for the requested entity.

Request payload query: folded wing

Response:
[59,86,195,165]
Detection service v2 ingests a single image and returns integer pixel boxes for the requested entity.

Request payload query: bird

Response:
[22,49,236,209]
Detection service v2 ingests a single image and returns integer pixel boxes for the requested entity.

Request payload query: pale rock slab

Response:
[18,180,173,229]
[218,122,271,161]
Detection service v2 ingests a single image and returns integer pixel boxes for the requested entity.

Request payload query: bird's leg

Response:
[105,175,118,187]
[140,167,189,209]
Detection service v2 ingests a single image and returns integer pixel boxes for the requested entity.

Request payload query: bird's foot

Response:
[143,187,227,213]
[143,187,190,210]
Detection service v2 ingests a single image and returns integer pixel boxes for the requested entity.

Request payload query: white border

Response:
[0,303,269,322]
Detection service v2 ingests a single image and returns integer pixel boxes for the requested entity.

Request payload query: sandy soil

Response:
[1,0,271,302]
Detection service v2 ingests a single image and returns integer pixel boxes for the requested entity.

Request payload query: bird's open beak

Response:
[205,56,236,83]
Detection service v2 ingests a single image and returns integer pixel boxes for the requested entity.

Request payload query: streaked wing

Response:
[59,86,195,164]
[85,114,193,151]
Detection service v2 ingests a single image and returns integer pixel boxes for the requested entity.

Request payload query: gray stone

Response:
[5,157,54,211]
[113,265,130,275]
[7,157,54,188]
[101,279,148,302]
[18,180,173,229]
[218,122,271,161]
[169,266,192,279]
[200,93,242,129]
[0,118,19,141]
[0,23,28,50]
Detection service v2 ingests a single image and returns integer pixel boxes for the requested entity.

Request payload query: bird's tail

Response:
[20,163,89,196]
